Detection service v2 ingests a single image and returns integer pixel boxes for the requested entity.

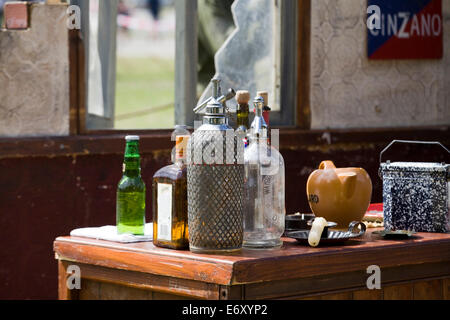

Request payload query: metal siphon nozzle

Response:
[194,87,236,114]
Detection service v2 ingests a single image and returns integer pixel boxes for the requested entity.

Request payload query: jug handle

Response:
[319,161,336,170]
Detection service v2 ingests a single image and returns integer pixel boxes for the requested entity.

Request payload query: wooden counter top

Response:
[54,229,450,289]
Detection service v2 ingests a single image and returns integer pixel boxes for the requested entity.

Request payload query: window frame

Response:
[73,0,298,131]
[72,0,118,130]
[273,0,298,127]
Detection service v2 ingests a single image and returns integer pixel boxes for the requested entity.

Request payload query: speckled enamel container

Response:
[380,161,450,233]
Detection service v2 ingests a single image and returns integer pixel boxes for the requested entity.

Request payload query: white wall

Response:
[310,0,450,129]
[0,4,69,137]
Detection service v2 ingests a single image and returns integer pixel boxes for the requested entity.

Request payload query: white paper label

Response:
[157,183,172,241]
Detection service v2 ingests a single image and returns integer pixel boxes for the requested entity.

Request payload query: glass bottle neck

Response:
[250,135,269,145]
[174,135,189,166]
[236,103,249,129]
[174,159,186,168]
[123,164,141,177]
[123,141,141,177]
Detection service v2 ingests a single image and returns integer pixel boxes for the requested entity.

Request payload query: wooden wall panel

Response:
[67,261,221,299]
[77,280,201,300]
[413,280,443,300]
[78,280,152,300]
[297,291,352,300]
[444,278,450,300]
[353,289,382,300]
[286,280,448,300]
[152,292,193,300]
[320,292,353,300]
[384,284,413,300]
[78,280,101,300]
[98,282,151,300]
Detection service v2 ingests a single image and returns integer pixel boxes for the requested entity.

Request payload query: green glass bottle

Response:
[116,135,146,235]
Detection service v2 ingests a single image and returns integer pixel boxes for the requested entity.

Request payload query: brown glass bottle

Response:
[152,131,190,249]
[236,90,250,148]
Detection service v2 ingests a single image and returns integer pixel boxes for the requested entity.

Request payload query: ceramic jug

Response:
[306,161,372,228]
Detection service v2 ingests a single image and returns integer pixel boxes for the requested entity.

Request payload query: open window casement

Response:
[72,0,118,130]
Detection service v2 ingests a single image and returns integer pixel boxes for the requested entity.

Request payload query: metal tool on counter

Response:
[285,221,366,245]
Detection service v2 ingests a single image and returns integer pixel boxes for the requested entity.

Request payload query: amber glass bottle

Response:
[152,126,190,249]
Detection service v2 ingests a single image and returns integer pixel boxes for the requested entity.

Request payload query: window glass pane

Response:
[0,1,4,26]
[114,0,175,129]
[197,0,281,112]
[88,0,106,117]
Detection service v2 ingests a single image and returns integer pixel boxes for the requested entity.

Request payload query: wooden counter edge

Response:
[231,239,450,284]
[54,235,450,286]
[53,237,235,286]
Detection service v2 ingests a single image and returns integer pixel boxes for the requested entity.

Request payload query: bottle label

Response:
[157,183,173,241]
[175,135,190,161]
[262,175,274,216]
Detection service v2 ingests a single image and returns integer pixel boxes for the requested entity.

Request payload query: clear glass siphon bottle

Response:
[117,135,146,235]
[152,125,190,249]
[243,96,285,249]
[235,90,250,147]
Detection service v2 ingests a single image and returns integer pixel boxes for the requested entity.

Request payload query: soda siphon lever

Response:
[193,89,236,114]
[193,81,236,114]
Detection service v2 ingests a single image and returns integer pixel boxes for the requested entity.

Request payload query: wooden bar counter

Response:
[54,229,450,300]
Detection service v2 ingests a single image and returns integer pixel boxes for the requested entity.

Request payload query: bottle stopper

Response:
[236,90,250,105]
[256,91,268,106]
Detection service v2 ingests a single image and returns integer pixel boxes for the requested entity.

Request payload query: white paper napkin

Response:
[70,223,153,243]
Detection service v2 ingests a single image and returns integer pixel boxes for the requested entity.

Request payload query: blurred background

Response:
[0,0,232,130]
[114,0,176,129]
[0,0,448,300]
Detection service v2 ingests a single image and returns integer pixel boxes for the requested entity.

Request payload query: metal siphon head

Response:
[194,78,236,129]
[250,96,268,138]
[253,96,265,115]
